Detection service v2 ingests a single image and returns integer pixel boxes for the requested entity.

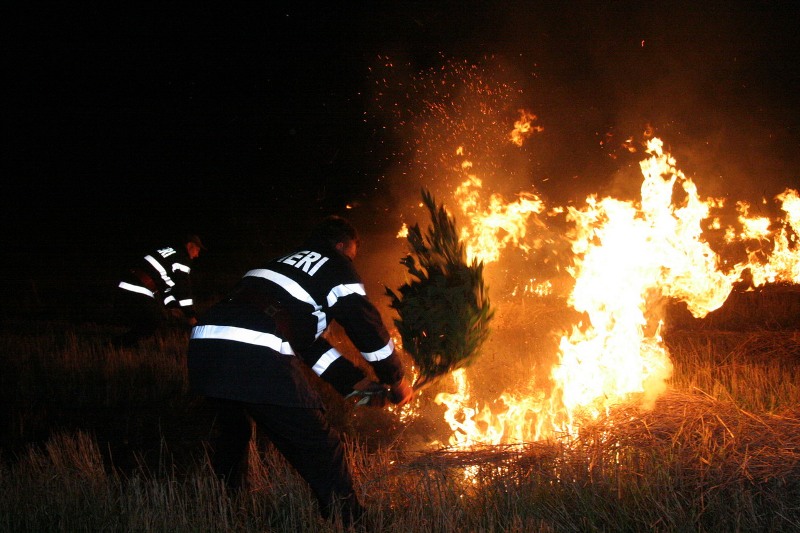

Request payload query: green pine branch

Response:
[386,188,494,390]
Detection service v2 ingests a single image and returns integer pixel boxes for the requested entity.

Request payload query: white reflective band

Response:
[245,269,318,307]
[144,255,167,276]
[145,255,176,287]
[178,298,193,307]
[173,262,190,274]
[326,283,366,307]
[311,347,341,376]
[244,269,328,336]
[118,281,155,298]
[163,295,176,305]
[361,339,394,362]
[312,309,328,338]
[191,325,295,355]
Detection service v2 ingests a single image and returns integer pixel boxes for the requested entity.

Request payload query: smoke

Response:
[348,1,799,292]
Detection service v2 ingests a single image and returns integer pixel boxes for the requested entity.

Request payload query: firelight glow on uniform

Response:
[187,216,411,525]
[188,242,405,405]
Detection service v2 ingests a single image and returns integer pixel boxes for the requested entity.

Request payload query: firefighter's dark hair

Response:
[310,216,359,247]
[184,233,207,251]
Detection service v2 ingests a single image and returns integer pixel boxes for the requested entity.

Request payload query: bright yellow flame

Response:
[397,223,409,239]
[739,188,800,285]
[523,279,552,297]
[375,58,800,451]
[430,137,799,448]
[454,167,545,265]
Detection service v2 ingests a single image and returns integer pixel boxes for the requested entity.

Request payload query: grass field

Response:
[1,283,799,532]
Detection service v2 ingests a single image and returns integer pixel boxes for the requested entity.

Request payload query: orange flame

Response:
[738,188,800,286]
[452,151,546,265]
[428,137,799,448]
[376,58,799,451]
[509,109,543,147]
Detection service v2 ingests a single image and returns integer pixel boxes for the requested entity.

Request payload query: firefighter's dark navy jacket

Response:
[187,237,405,407]
[118,242,197,319]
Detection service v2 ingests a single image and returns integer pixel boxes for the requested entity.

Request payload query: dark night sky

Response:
[4,2,800,287]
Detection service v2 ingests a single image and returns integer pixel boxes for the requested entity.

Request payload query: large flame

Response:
[739,188,800,286]
[373,56,798,449]
[453,156,546,265]
[428,136,799,448]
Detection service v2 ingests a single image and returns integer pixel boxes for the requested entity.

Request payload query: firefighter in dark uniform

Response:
[113,234,206,347]
[187,216,413,526]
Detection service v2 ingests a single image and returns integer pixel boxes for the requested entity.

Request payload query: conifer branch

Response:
[386,188,494,390]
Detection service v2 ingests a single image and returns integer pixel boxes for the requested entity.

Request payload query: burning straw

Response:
[399,389,800,495]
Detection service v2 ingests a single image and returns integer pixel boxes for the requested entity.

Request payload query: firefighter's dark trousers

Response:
[208,398,364,525]
[112,288,163,346]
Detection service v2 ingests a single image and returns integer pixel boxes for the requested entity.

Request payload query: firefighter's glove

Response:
[348,378,389,408]
[388,378,413,407]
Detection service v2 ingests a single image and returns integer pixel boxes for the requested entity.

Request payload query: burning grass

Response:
[5,391,798,531]
[2,308,800,531]
[402,389,800,488]
[2,234,800,530]
[394,389,800,530]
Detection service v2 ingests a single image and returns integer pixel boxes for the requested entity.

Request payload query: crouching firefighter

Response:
[113,234,206,347]
[187,216,413,526]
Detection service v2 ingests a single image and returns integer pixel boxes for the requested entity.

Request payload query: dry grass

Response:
[2,284,800,531]
[384,389,800,531]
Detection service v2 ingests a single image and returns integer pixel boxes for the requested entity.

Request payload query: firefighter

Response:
[187,215,413,526]
[112,233,206,347]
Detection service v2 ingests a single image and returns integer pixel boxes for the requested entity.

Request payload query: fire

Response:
[509,109,543,147]
[552,138,734,425]
[372,56,800,453]
[435,369,555,445]
[396,222,409,239]
[452,150,546,265]
[425,136,799,448]
[739,188,800,286]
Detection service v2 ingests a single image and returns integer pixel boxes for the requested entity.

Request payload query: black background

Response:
[5,2,800,290]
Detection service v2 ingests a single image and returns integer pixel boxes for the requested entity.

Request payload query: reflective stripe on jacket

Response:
[118,243,196,318]
[187,237,405,405]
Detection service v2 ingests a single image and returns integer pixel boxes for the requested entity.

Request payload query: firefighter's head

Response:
[184,234,207,260]
[310,216,360,260]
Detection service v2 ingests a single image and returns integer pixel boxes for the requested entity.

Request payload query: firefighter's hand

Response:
[388,378,413,407]
[350,378,389,408]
